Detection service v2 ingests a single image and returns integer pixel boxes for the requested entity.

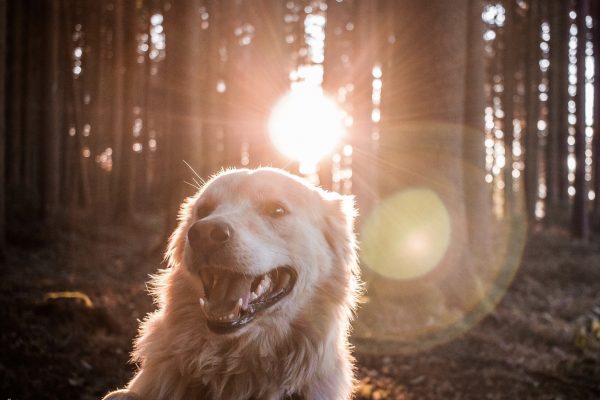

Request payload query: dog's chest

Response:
[205,363,302,400]
[193,348,302,400]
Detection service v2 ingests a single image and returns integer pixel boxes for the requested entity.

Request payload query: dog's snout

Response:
[187,220,233,255]
[209,223,231,243]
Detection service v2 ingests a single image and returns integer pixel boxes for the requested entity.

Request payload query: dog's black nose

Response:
[187,220,233,255]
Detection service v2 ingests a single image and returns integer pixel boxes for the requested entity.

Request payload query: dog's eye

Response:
[265,202,288,218]
[196,204,214,220]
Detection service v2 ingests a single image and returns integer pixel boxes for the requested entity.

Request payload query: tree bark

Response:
[43,0,63,222]
[23,0,44,213]
[524,0,541,221]
[556,0,571,210]
[463,0,492,263]
[545,0,567,222]
[349,0,379,218]
[0,0,7,258]
[501,0,516,215]
[162,0,205,233]
[592,0,600,228]
[6,0,24,188]
[365,0,477,317]
[571,0,590,240]
[111,0,134,221]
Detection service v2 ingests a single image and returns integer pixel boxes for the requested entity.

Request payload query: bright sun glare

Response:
[268,86,345,168]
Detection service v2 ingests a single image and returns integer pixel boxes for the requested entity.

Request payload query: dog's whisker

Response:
[184,180,200,190]
[183,160,206,185]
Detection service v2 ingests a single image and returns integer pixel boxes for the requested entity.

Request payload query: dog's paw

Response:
[102,389,139,400]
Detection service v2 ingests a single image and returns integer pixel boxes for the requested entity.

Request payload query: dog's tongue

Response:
[207,273,253,315]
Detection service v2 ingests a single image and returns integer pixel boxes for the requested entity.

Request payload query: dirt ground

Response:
[1,219,599,400]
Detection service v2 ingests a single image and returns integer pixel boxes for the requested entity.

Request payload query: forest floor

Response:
[1,219,599,400]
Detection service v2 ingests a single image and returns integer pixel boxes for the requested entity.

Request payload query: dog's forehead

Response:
[201,169,318,205]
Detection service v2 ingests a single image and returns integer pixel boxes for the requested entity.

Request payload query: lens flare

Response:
[268,86,345,166]
[361,189,451,280]
[352,152,527,355]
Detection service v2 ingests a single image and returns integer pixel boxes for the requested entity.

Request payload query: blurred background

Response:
[1,0,600,399]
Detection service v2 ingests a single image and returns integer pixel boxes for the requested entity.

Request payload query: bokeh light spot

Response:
[361,189,451,280]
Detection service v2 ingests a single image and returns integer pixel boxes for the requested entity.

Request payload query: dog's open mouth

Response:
[198,266,297,334]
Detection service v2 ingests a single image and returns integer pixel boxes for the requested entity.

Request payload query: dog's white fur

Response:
[103,167,361,400]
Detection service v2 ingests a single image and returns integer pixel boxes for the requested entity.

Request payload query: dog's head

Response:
[165,167,359,336]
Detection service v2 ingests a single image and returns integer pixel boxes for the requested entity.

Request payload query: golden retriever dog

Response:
[103,167,361,400]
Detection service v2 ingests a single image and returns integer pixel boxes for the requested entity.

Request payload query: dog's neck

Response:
[185,299,345,400]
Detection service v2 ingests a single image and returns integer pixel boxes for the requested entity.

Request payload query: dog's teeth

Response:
[262,276,271,293]
[199,299,210,319]
[250,292,258,301]
[261,276,271,290]
[233,298,243,315]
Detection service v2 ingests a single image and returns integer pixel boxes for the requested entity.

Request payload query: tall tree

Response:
[463,0,492,263]
[593,0,600,228]
[555,0,571,210]
[501,0,517,215]
[5,0,24,189]
[524,0,541,221]
[0,0,6,258]
[112,0,136,220]
[23,0,44,212]
[572,0,590,239]
[546,0,568,222]
[350,0,380,219]
[368,0,481,321]
[43,0,63,222]
[162,0,205,232]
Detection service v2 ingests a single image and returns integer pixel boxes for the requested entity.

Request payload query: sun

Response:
[268,86,345,168]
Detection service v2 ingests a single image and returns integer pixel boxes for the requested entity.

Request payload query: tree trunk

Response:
[6,0,24,188]
[111,0,134,221]
[556,0,571,210]
[592,0,600,228]
[571,0,590,240]
[350,0,379,219]
[463,0,492,263]
[0,0,6,258]
[23,0,44,214]
[110,0,125,216]
[545,0,567,222]
[524,0,541,221]
[501,0,516,215]
[162,0,205,234]
[43,0,62,223]
[203,0,226,175]
[361,0,479,330]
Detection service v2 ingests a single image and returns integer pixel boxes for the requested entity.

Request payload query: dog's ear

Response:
[164,195,197,268]
[320,190,362,312]
[320,191,357,264]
